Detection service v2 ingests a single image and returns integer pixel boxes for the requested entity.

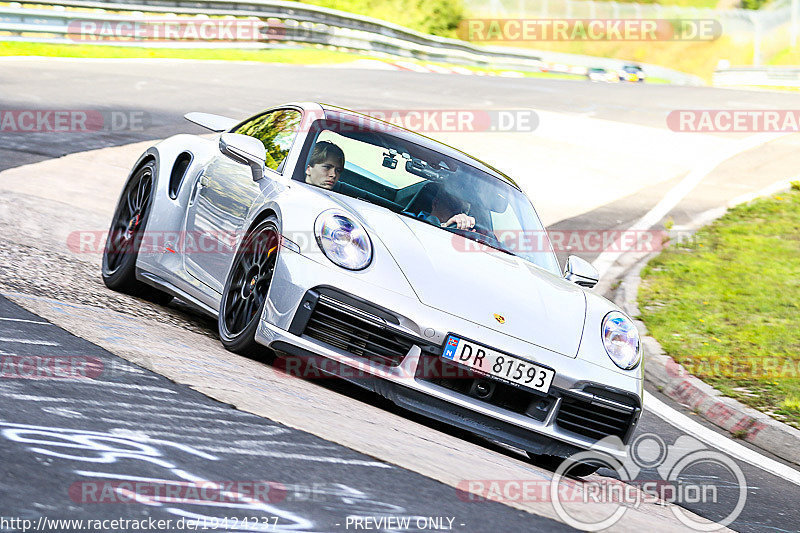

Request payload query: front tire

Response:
[218,217,280,357]
[102,160,173,305]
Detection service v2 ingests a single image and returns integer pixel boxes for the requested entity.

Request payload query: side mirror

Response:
[219,133,267,181]
[564,255,599,288]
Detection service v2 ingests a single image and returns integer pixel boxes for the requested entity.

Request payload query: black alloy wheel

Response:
[218,217,280,356]
[102,160,173,305]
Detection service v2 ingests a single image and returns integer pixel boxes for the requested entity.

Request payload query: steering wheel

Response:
[444,221,502,248]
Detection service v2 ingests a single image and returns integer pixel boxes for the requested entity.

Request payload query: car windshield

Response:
[296,118,561,276]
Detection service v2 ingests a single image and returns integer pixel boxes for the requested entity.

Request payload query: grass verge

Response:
[0,41,596,80]
[0,41,366,63]
[638,185,800,428]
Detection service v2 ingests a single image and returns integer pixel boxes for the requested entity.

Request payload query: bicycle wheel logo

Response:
[550,433,747,531]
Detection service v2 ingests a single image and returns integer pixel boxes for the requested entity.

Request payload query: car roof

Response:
[315,103,521,190]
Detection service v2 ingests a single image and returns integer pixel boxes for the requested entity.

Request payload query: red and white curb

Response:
[386,60,525,77]
[338,58,525,76]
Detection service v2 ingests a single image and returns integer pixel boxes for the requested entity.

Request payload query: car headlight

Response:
[601,311,641,369]
[314,210,372,270]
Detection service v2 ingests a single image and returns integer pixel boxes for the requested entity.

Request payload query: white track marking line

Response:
[0,421,213,459]
[725,177,796,207]
[97,418,288,432]
[672,177,798,232]
[141,433,336,448]
[0,317,51,325]
[16,387,178,400]
[0,396,227,415]
[94,412,280,424]
[56,380,180,393]
[592,132,788,277]
[0,337,59,346]
[0,393,230,412]
[645,392,800,486]
[193,446,392,467]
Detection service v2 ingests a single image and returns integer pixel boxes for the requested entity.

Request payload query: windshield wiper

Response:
[458,231,518,259]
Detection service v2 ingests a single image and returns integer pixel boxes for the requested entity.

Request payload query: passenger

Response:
[305,141,345,190]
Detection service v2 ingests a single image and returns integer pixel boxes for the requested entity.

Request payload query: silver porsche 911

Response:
[102,102,643,469]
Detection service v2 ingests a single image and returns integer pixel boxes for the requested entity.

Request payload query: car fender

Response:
[133,134,219,288]
[576,290,644,382]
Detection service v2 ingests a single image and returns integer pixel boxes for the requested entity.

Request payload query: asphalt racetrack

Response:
[1,59,800,532]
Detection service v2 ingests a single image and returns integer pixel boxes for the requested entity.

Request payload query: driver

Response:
[430,187,475,230]
[305,141,345,190]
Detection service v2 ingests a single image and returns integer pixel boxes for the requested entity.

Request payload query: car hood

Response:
[334,197,587,358]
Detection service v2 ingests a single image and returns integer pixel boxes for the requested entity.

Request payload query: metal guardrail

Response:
[714,66,800,87]
[0,0,704,84]
[0,0,552,64]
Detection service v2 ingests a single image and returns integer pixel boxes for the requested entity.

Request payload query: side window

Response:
[234,109,301,171]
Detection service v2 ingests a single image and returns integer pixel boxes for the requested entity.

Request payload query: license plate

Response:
[441,335,555,394]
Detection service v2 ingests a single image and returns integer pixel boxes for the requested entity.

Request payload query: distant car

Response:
[619,64,646,83]
[586,67,618,83]
[102,102,643,474]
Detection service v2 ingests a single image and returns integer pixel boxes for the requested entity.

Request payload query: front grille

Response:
[555,394,636,441]
[303,296,416,366]
[415,354,556,420]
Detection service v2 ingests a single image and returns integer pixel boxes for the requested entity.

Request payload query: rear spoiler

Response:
[184,112,239,132]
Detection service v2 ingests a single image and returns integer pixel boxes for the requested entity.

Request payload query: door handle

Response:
[189,170,206,206]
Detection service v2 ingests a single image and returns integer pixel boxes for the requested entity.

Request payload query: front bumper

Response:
[256,248,642,459]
